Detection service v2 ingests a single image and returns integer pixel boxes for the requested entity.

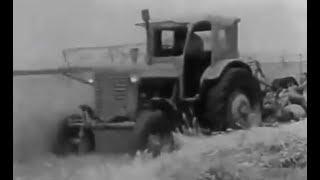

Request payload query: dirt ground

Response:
[13,119,307,180]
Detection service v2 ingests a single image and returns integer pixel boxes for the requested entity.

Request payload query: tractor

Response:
[13,9,262,156]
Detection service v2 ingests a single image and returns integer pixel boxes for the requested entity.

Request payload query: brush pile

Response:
[261,76,307,125]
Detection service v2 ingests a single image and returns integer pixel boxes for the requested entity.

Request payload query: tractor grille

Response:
[112,76,128,101]
[95,72,132,120]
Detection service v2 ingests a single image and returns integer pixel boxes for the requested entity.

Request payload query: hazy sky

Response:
[13,0,306,69]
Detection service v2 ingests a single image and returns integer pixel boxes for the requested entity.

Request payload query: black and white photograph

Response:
[13,0,307,179]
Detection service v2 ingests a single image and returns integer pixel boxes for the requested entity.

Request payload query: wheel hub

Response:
[229,91,259,129]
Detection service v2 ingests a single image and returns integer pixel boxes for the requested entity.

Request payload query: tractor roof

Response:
[135,15,240,29]
[135,21,188,29]
[204,15,240,27]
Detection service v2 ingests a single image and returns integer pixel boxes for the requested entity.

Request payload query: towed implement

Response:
[13,9,263,156]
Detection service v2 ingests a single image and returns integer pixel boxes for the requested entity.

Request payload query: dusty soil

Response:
[13,119,307,180]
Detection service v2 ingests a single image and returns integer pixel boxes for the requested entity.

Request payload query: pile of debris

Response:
[247,59,307,125]
[261,75,307,125]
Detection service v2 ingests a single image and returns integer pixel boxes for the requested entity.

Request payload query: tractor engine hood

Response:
[137,62,181,78]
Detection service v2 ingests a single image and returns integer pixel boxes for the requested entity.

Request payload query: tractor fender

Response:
[148,98,183,128]
[149,97,178,115]
[200,59,252,85]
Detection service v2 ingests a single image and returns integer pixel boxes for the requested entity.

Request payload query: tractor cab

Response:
[136,20,188,59]
[138,10,241,98]
[183,17,240,97]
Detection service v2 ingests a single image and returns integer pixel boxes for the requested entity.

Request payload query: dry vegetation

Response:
[13,119,307,180]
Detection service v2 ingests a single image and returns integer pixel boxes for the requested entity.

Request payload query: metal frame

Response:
[13,67,95,86]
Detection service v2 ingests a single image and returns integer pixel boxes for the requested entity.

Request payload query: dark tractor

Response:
[134,10,263,151]
[271,76,299,92]
[13,9,262,156]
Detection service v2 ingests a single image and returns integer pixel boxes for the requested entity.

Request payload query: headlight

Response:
[88,79,94,83]
[130,75,139,83]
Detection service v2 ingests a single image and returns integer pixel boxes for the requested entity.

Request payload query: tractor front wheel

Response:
[133,110,175,157]
[53,115,95,156]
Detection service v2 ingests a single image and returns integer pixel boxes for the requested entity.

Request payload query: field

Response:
[13,120,307,180]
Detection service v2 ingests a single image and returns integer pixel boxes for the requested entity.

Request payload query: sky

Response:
[13,0,307,69]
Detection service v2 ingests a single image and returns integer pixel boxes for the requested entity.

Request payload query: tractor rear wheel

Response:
[204,68,262,131]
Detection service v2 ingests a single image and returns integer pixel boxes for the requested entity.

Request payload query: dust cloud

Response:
[13,75,94,162]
